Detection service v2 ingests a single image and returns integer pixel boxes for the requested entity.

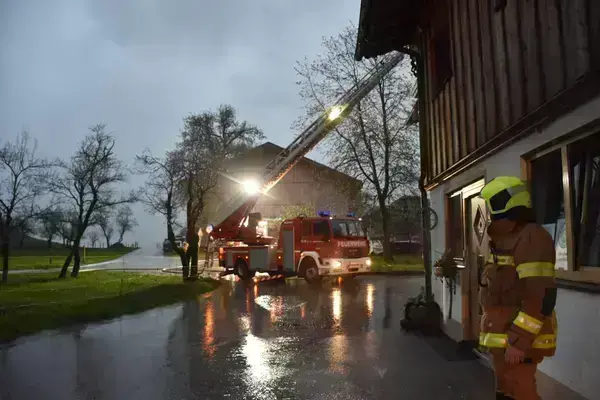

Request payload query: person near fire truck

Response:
[479,176,558,400]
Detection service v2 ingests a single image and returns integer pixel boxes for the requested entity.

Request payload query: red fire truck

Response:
[217,211,371,282]
[203,52,403,283]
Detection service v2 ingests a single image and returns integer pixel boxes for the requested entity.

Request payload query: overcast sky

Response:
[0,0,363,248]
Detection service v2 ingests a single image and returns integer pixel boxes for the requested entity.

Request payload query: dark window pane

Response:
[530,150,564,227]
[302,220,311,237]
[313,220,330,238]
[448,194,464,258]
[569,133,600,267]
[331,220,366,238]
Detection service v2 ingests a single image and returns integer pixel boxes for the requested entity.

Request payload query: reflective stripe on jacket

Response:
[478,220,558,358]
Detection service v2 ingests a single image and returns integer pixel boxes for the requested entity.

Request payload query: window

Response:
[447,192,464,259]
[529,149,567,270]
[430,24,452,96]
[302,220,311,237]
[331,220,366,238]
[569,133,600,267]
[530,150,565,226]
[312,220,330,239]
[527,130,600,278]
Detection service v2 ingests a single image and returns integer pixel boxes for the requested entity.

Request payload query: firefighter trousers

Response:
[492,354,543,400]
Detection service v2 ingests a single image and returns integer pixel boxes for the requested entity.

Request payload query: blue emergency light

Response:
[317,211,331,217]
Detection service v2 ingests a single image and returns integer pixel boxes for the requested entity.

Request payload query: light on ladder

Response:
[242,179,260,195]
[328,106,344,121]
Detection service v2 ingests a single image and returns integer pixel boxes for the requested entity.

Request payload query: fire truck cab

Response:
[219,211,371,283]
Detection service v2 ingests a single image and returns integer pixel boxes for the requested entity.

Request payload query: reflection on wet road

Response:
[0,276,493,400]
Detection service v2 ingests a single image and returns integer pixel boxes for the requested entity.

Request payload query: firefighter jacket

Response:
[478,219,558,358]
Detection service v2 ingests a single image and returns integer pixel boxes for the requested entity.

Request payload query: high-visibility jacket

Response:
[478,219,558,358]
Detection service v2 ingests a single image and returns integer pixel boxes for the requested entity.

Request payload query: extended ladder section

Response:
[209,51,404,240]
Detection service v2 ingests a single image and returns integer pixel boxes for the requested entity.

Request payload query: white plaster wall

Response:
[427,93,600,399]
[429,186,463,338]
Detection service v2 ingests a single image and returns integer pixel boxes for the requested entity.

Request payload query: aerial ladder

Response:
[202,51,404,271]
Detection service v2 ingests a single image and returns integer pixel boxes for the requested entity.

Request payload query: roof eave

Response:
[355,0,423,61]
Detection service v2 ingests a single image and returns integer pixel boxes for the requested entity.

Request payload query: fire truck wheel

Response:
[300,258,320,284]
[235,259,252,281]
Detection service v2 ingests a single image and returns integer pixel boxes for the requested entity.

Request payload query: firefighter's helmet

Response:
[480,176,531,215]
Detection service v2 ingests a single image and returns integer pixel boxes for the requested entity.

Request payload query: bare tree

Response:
[57,210,78,246]
[88,230,100,248]
[176,105,264,277]
[12,216,35,248]
[95,209,115,248]
[136,149,187,267]
[0,131,51,283]
[295,25,419,261]
[38,206,63,248]
[115,205,138,243]
[50,124,136,278]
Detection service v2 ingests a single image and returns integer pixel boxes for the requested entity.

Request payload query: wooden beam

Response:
[561,0,590,85]
[588,0,600,70]
[424,33,439,177]
[468,0,487,146]
[521,0,544,113]
[478,0,497,141]
[538,0,566,99]
[460,0,477,152]
[424,72,600,190]
[450,0,467,159]
[492,4,511,130]
[438,91,447,171]
[505,0,525,122]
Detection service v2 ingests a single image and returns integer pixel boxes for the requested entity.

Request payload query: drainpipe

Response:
[400,47,433,303]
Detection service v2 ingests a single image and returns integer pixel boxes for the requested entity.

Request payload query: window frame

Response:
[522,128,600,285]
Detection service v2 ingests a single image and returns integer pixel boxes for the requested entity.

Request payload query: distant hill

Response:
[6,229,65,249]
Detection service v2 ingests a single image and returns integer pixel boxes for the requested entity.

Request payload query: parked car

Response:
[369,239,384,255]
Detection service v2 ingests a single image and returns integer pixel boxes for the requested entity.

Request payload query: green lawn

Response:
[370,254,424,273]
[0,271,219,342]
[7,247,137,270]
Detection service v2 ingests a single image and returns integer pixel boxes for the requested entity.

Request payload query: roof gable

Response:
[231,141,362,185]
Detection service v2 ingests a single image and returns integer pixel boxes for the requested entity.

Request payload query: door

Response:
[283,228,295,271]
[465,194,490,340]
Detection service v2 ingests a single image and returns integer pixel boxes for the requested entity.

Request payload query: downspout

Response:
[400,46,433,303]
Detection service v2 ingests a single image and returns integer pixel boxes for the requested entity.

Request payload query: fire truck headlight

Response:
[242,179,260,195]
[332,260,342,268]
[366,258,372,266]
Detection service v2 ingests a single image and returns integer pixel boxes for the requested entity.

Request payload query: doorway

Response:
[445,179,487,341]
[464,193,489,340]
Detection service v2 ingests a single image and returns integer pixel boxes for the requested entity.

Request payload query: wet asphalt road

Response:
[0,275,494,400]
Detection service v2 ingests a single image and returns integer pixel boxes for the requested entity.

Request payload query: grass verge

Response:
[0,271,219,342]
[8,247,137,270]
[370,254,424,273]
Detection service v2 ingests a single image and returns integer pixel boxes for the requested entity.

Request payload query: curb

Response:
[8,251,139,274]
[161,267,225,274]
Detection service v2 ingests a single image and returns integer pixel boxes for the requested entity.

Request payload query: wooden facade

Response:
[421,0,600,188]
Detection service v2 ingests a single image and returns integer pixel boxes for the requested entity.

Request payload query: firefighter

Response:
[478,176,558,400]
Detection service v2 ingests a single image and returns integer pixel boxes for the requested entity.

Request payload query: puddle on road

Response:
[254,295,306,312]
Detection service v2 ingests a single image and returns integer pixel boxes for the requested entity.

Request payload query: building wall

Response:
[428,93,600,400]
[421,0,600,186]
[202,146,361,226]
